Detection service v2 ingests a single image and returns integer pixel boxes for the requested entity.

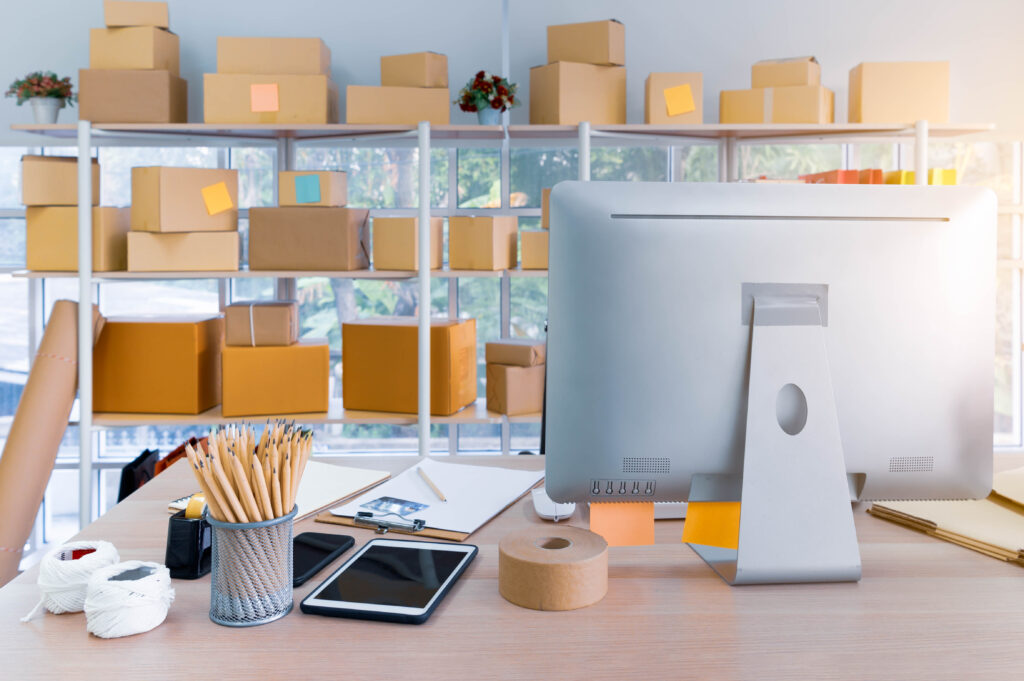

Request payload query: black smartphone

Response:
[293,532,355,587]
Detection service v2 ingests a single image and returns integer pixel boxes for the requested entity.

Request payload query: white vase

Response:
[29,97,65,124]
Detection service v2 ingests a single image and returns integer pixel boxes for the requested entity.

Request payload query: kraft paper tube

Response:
[0,301,104,586]
[498,525,608,611]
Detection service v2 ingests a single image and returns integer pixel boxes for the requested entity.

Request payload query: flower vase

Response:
[30,97,65,124]
[477,108,502,125]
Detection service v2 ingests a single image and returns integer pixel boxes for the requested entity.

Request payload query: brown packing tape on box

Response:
[498,525,608,611]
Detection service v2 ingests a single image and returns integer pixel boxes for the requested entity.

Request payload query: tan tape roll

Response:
[498,525,608,611]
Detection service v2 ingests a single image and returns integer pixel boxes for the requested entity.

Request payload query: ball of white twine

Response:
[84,561,175,639]
[21,540,120,621]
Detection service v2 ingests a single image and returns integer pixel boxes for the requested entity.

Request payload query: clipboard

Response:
[314,511,471,542]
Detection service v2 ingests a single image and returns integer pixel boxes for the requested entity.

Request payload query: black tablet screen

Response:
[317,544,467,608]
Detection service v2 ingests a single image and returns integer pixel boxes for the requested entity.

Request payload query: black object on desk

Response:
[164,510,211,580]
[294,532,354,587]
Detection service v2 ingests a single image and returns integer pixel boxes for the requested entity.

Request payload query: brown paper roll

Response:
[498,525,608,611]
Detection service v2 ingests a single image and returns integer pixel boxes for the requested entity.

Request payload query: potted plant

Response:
[456,71,519,125]
[6,71,76,124]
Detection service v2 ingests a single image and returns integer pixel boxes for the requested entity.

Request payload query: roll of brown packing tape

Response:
[498,525,608,611]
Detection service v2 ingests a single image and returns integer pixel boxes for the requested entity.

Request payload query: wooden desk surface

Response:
[3,455,1023,680]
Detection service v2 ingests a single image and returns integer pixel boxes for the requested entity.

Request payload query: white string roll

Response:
[84,561,175,639]
[21,540,120,621]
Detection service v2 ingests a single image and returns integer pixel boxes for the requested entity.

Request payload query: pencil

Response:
[418,467,447,502]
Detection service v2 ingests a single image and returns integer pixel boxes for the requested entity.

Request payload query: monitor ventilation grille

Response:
[622,457,670,474]
[888,456,934,473]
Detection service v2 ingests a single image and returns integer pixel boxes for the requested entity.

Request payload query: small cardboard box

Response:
[278,171,347,207]
[541,188,551,229]
[222,341,329,417]
[94,315,223,414]
[448,216,518,271]
[645,73,703,125]
[346,86,450,125]
[21,155,99,206]
[485,339,546,367]
[848,61,949,123]
[342,317,477,416]
[127,231,239,272]
[104,0,169,28]
[520,230,548,270]
[249,206,369,271]
[372,216,443,271]
[216,37,331,75]
[751,57,820,88]
[547,20,625,66]
[90,27,179,76]
[486,363,545,416]
[381,52,448,88]
[131,166,238,232]
[529,62,626,125]
[719,85,833,124]
[800,170,859,184]
[225,300,299,346]
[203,73,339,124]
[78,69,187,123]
[26,206,129,271]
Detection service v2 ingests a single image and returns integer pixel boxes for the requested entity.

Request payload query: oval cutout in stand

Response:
[776,383,808,436]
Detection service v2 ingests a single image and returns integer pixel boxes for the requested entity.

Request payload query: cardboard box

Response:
[216,37,331,75]
[204,73,339,124]
[751,57,820,88]
[346,86,450,125]
[131,166,238,232]
[859,169,884,184]
[79,69,186,123]
[89,27,179,76]
[448,216,518,271]
[800,170,858,184]
[127,231,239,271]
[719,86,833,124]
[372,217,443,271]
[278,171,347,207]
[93,315,223,414]
[486,363,545,416]
[21,155,99,206]
[381,52,448,88]
[26,207,129,271]
[644,72,703,125]
[104,0,169,28]
[848,61,949,124]
[222,341,329,417]
[342,317,476,416]
[520,230,548,270]
[541,188,551,229]
[249,207,369,271]
[547,20,625,66]
[485,339,546,367]
[224,300,299,346]
[529,62,626,125]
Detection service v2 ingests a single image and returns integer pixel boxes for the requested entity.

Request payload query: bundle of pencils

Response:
[184,421,312,523]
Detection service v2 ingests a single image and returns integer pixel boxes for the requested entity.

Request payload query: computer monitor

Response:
[544,181,996,585]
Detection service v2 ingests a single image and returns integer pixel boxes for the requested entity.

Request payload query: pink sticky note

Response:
[250,83,279,113]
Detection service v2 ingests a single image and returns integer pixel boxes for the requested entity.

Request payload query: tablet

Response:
[299,538,478,624]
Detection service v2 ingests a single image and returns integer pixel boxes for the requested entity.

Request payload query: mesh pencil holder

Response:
[207,505,297,627]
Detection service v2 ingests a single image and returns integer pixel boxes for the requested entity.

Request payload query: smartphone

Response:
[293,532,354,587]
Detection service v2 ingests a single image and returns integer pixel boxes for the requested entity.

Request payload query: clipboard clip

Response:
[354,512,426,535]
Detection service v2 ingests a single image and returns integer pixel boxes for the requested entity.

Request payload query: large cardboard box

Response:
[225,300,299,346]
[131,166,237,232]
[249,207,369,271]
[222,341,329,417]
[719,85,833,124]
[216,37,331,75]
[848,61,949,123]
[278,171,347,207]
[26,207,129,271]
[104,0,169,28]
[21,155,99,206]
[547,20,625,66]
[89,27,179,76]
[485,339,546,367]
[381,52,448,88]
[93,315,223,414]
[79,69,186,123]
[372,216,443,271]
[520,230,548,270]
[529,62,626,125]
[342,317,477,416]
[486,363,545,416]
[127,231,239,271]
[203,73,339,124]
[751,57,820,88]
[449,216,518,271]
[346,86,450,125]
[645,72,703,125]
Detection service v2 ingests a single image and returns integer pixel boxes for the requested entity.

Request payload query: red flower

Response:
[475,70,485,80]
[490,98,503,110]
[497,85,508,96]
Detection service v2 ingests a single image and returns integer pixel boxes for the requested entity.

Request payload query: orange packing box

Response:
[848,61,949,123]
[485,339,546,367]
[719,85,833,124]
[381,52,448,88]
[859,169,884,184]
[372,217,443,271]
[131,166,238,232]
[221,341,329,417]
[89,27,179,75]
[224,300,299,347]
[342,317,477,416]
[278,171,347,207]
[486,363,545,416]
[751,57,820,88]
[104,0,169,28]
[644,72,703,125]
[345,86,450,125]
[448,216,518,270]
[529,62,626,125]
[520,230,549,269]
[800,170,858,184]
[94,315,223,414]
[21,155,99,206]
[216,37,331,75]
[26,207,129,272]
[78,69,187,124]
[248,207,369,271]
[203,73,339,124]
[127,231,239,272]
[547,19,625,66]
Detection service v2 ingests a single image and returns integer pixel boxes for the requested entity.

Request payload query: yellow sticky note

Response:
[664,84,696,117]
[681,501,741,550]
[590,501,655,546]
[250,83,279,113]
[201,181,233,216]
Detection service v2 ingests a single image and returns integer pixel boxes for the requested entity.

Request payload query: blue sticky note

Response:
[294,174,321,204]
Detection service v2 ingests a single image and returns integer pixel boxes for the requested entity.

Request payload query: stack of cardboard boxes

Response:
[485,339,546,416]
[720,57,833,124]
[347,52,450,125]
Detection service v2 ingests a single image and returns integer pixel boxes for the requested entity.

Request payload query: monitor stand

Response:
[688,295,862,585]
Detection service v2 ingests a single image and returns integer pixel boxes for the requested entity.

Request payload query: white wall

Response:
[3,0,1022,143]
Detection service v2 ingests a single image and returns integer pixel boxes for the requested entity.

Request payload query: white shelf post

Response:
[418,121,431,457]
[915,119,929,186]
[578,121,591,181]
[77,120,93,528]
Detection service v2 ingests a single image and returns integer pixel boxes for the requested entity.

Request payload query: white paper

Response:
[295,461,390,521]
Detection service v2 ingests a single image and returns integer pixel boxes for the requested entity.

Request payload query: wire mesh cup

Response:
[207,505,296,626]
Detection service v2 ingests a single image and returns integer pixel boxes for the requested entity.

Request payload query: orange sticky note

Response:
[681,501,741,550]
[590,501,655,546]
[664,83,696,117]
[250,83,279,113]
[201,181,233,216]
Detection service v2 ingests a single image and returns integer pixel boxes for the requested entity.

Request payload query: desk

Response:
[2,455,1023,680]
